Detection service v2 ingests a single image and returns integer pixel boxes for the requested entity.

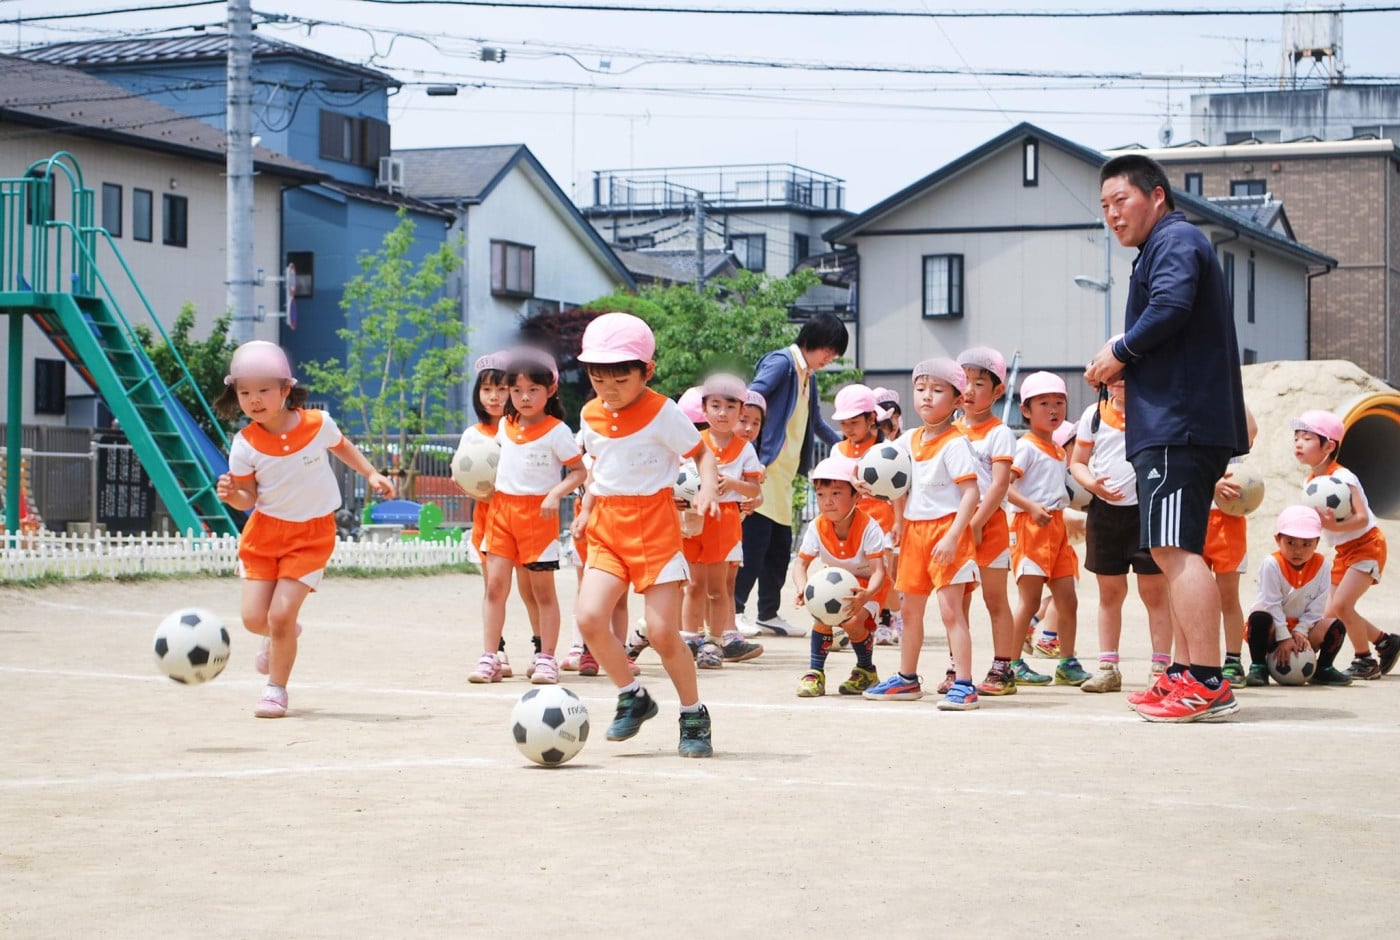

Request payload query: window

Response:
[490,240,535,297]
[793,233,811,264]
[318,110,391,168]
[132,189,152,242]
[616,234,655,250]
[1246,255,1256,324]
[1184,172,1203,196]
[101,183,122,237]
[1230,179,1267,197]
[1225,129,1280,144]
[162,194,188,248]
[361,117,391,167]
[1242,348,1258,365]
[1221,251,1236,313]
[34,359,66,415]
[287,251,314,297]
[922,254,964,319]
[1022,138,1039,187]
[728,234,766,271]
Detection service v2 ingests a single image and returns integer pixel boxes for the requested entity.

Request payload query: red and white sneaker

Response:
[530,654,559,685]
[561,646,583,671]
[1127,669,1178,710]
[578,649,600,677]
[468,653,503,684]
[1136,675,1240,723]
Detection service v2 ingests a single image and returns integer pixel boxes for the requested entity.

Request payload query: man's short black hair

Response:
[794,312,849,357]
[1100,154,1175,211]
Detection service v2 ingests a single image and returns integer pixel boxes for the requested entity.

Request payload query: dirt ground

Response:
[3,560,1399,939]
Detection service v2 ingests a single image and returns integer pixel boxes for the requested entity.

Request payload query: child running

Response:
[1292,409,1400,679]
[215,340,393,718]
[1244,505,1353,687]
[791,455,886,696]
[471,349,586,685]
[1006,372,1088,688]
[570,312,721,758]
[863,358,981,710]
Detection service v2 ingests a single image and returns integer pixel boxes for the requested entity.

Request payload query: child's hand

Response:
[891,519,904,548]
[794,590,805,609]
[1094,475,1124,501]
[674,498,691,512]
[715,476,730,496]
[932,533,957,565]
[854,479,874,499]
[215,473,234,502]
[1030,503,1051,526]
[570,507,589,540]
[540,492,560,518]
[972,521,984,547]
[694,486,721,518]
[1313,506,1340,531]
[367,472,395,498]
[1214,476,1240,504]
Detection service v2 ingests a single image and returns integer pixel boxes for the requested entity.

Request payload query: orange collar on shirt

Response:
[1272,551,1325,589]
[1307,460,1343,482]
[1097,400,1126,431]
[504,414,562,444]
[476,420,498,436]
[816,509,873,559]
[837,437,877,460]
[956,415,1002,441]
[241,408,324,457]
[1021,432,1066,463]
[582,388,669,438]
[910,424,962,462]
[701,428,747,465]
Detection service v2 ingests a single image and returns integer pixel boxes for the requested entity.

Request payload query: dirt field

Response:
[4,565,1399,939]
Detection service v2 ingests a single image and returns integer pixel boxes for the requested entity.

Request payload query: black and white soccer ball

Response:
[674,460,702,506]
[857,444,912,500]
[1268,647,1317,686]
[451,436,501,500]
[803,566,861,626]
[153,607,230,685]
[1301,475,1353,523]
[1065,469,1093,510]
[511,686,590,767]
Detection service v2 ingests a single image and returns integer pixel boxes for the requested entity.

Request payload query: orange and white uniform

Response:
[1075,400,1136,508]
[1309,461,1387,585]
[835,436,896,541]
[1008,434,1078,581]
[486,415,583,565]
[893,425,979,595]
[798,508,890,621]
[1204,457,1249,575]
[1251,551,1331,640]
[580,389,704,592]
[455,420,499,556]
[956,415,1016,569]
[228,408,343,589]
[684,429,761,565]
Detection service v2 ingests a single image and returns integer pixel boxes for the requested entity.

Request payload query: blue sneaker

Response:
[937,679,980,711]
[862,673,923,700]
[606,687,659,741]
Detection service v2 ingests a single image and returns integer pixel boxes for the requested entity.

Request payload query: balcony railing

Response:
[590,163,845,212]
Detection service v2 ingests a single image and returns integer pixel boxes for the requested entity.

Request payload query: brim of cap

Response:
[830,407,867,421]
[224,374,297,386]
[577,349,635,364]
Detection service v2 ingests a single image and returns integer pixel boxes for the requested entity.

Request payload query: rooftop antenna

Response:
[1204,33,1272,87]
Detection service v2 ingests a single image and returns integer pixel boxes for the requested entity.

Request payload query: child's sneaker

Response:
[1054,658,1092,686]
[937,679,980,711]
[1311,664,1353,686]
[936,669,956,695]
[863,673,923,700]
[1013,660,1052,686]
[561,646,583,671]
[1245,663,1270,687]
[468,653,503,684]
[578,648,600,677]
[1136,675,1239,723]
[1345,654,1381,681]
[977,667,1016,696]
[606,686,659,740]
[831,627,851,653]
[1034,633,1061,658]
[1127,670,1178,708]
[696,640,724,670]
[1080,663,1122,693]
[253,684,288,718]
[873,624,898,646]
[678,706,713,758]
[530,654,559,685]
[839,666,878,695]
[496,650,513,678]
[1221,659,1246,686]
[797,670,826,697]
[253,624,303,675]
[1376,633,1400,675]
[721,635,764,663]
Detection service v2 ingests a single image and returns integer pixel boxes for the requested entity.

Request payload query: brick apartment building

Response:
[1108,137,1400,384]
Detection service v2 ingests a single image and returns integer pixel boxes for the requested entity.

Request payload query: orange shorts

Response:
[1011,511,1079,582]
[586,491,689,593]
[470,498,491,553]
[1333,526,1387,585]
[895,516,978,596]
[976,509,1012,569]
[573,524,589,566]
[1203,509,1248,575]
[485,492,562,565]
[860,495,895,536]
[683,502,742,565]
[238,510,337,589]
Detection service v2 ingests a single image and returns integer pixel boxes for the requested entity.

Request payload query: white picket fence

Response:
[0,531,476,582]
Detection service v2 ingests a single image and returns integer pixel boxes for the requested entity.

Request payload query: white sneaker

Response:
[734,613,762,637]
[755,614,806,637]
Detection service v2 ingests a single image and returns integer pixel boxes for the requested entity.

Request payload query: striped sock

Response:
[1151,652,1171,666]
[1100,651,1120,665]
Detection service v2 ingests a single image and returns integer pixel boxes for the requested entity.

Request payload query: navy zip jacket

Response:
[749,346,840,474]
[1110,210,1249,459]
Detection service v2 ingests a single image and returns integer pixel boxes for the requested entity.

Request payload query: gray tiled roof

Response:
[393,145,525,202]
[613,248,739,284]
[319,179,456,220]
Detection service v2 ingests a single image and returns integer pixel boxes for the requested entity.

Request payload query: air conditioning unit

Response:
[377,156,404,193]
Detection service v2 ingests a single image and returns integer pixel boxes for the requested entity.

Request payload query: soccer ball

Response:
[1302,475,1352,522]
[1268,647,1317,686]
[674,460,701,506]
[511,686,590,767]
[1215,464,1265,516]
[1065,469,1093,510]
[857,444,912,500]
[451,436,501,500]
[153,607,230,685]
[803,566,860,626]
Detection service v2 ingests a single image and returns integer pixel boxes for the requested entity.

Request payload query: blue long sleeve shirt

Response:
[1110,211,1249,459]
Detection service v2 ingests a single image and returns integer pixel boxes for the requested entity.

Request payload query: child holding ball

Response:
[215,341,393,718]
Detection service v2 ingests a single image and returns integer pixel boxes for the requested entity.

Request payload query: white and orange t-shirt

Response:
[1251,551,1331,639]
[895,425,978,522]
[702,429,762,503]
[1009,433,1070,514]
[580,389,704,497]
[1075,400,1136,507]
[494,415,583,496]
[799,510,886,580]
[1307,461,1376,548]
[228,408,343,522]
[956,415,1016,498]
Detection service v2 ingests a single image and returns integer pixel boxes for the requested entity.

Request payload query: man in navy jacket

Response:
[1087,154,1249,723]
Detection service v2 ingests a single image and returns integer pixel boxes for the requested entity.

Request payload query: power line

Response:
[0,1,225,26]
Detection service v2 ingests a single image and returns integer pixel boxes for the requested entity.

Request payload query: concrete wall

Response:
[1223,244,1310,364]
[1191,87,1400,147]
[589,207,848,276]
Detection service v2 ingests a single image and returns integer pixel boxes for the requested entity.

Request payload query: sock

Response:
[1357,647,1374,660]
[1167,662,1187,678]
[1225,652,1241,664]
[993,656,1011,673]
[899,671,919,682]
[1030,615,1040,626]
[1151,652,1171,666]
[619,680,642,696]
[497,637,506,652]
[722,630,743,645]
[1041,629,1058,640]
[852,634,875,670]
[1189,664,1223,689]
[810,630,833,671]
[1100,651,1120,665]
[532,635,542,654]
[678,701,703,714]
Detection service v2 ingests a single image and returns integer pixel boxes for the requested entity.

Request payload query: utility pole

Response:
[227,0,256,343]
[694,195,706,292]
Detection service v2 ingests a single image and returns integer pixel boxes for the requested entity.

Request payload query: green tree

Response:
[300,211,467,498]
[133,302,239,439]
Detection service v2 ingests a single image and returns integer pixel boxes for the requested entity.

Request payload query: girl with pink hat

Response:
[830,383,899,644]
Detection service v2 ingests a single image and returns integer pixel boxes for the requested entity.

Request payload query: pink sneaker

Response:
[578,649,599,677]
[530,654,559,685]
[561,646,583,671]
[254,624,303,675]
[497,650,513,678]
[253,685,288,718]
[468,653,503,684]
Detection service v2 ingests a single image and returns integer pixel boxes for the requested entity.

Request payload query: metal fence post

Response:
[88,440,99,529]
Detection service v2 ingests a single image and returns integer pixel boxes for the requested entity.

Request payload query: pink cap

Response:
[1276,504,1323,540]
[1019,371,1067,401]
[912,358,967,394]
[473,352,508,374]
[225,341,295,386]
[1052,419,1077,447]
[957,346,1007,384]
[1291,409,1344,443]
[578,312,656,364]
[809,455,860,484]
[678,386,706,424]
[831,384,882,422]
[701,372,748,403]
[745,389,768,413]
[871,387,900,409]
[506,346,559,382]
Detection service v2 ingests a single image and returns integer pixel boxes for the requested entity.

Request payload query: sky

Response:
[7,1,1400,211]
